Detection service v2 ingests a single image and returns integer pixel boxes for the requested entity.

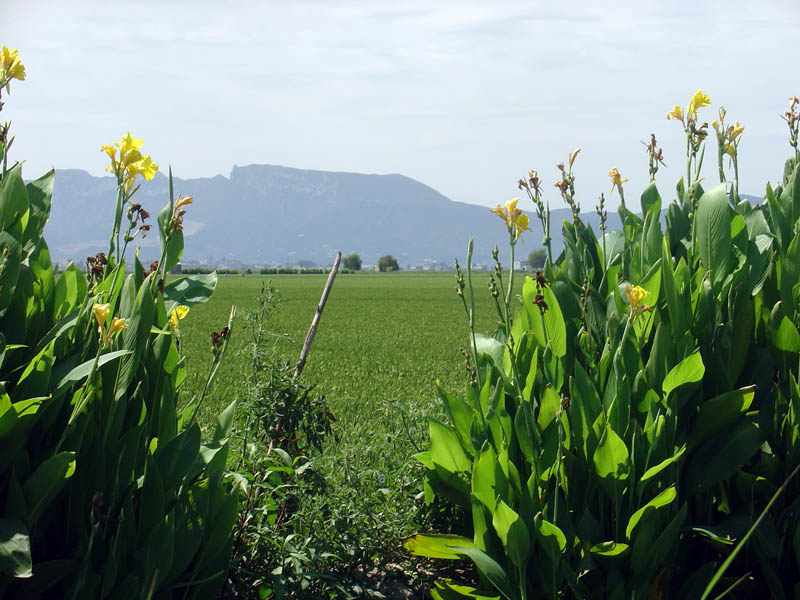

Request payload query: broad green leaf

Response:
[0,518,31,578]
[430,419,471,473]
[781,230,800,311]
[601,230,625,269]
[23,452,76,525]
[534,512,567,560]
[163,272,217,313]
[661,237,687,335]
[689,386,756,448]
[542,286,566,357]
[138,454,165,538]
[472,446,503,511]
[0,164,29,230]
[766,182,790,252]
[52,350,132,399]
[626,485,677,539]
[115,275,156,401]
[589,541,629,558]
[28,238,55,318]
[212,399,237,442]
[189,486,238,572]
[521,276,546,348]
[684,419,763,494]
[662,348,704,397]
[23,170,54,253]
[157,168,184,273]
[593,425,630,482]
[645,503,688,581]
[0,232,22,317]
[155,425,201,491]
[165,500,206,583]
[492,500,530,568]
[11,341,54,404]
[536,386,560,430]
[431,579,501,600]
[696,183,733,290]
[640,180,661,219]
[770,316,800,353]
[474,333,506,375]
[641,445,686,482]
[449,545,518,600]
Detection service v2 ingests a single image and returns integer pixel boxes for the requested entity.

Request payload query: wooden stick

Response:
[292,251,342,383]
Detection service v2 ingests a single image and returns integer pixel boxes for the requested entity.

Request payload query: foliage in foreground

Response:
[0,50,238,598]
[408,92,800,598]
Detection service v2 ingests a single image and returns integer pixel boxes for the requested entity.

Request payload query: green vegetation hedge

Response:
[407,91,800,599]
[0,47,238,598]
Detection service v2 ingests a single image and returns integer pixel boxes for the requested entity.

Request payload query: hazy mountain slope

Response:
[46,164,627,266]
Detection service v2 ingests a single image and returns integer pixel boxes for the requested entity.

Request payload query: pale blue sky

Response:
[3,0,799,209]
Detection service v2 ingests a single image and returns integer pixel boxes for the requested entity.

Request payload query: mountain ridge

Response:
[42,164,627,267]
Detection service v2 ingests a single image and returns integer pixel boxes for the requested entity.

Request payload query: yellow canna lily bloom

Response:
[100,144,117,162]
[0,46,26,83]
[169,305,190,328]
[490,197,531,240]
[608,167,628,195]
[625,284,649,314]
[120,149,142,168]
[666,104,684,122]
[93,303,111,328]
[729,121,744,141]
[515,213,532,239]
[116,132,144,158]
[101,317,127,345]
[686,89,711,118]
[127,155,159,181]
[108,317,127,337]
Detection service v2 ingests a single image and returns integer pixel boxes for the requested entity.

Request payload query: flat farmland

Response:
[180,271,522,431]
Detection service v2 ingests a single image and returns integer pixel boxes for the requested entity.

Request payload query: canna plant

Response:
[406,91,800,599]
[0,48,239,598]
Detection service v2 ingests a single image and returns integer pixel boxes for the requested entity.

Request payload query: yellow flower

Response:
[116,133,144,158]
[515,213,531,240]
[711,120,720,134]
[666,104,684,122]
[687,89,711,118]
[490,197,531,240]
[93,303,127,344]
[93,303,111,328]
[729,121,744,141]
[100,317,127,345]
[108,317,127,337]
[120,149,142,168]
[608,167,628,195]
[100,144,117,161]
[625,284,649,312]
[725,143,736,158]
[127,155,159,181]
[169,305,189,328]
[0,46,26,83]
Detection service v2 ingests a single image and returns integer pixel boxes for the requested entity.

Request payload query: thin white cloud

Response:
[2,0,798,209]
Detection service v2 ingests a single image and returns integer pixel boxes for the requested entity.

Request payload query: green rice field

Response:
[180,271,522,431]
